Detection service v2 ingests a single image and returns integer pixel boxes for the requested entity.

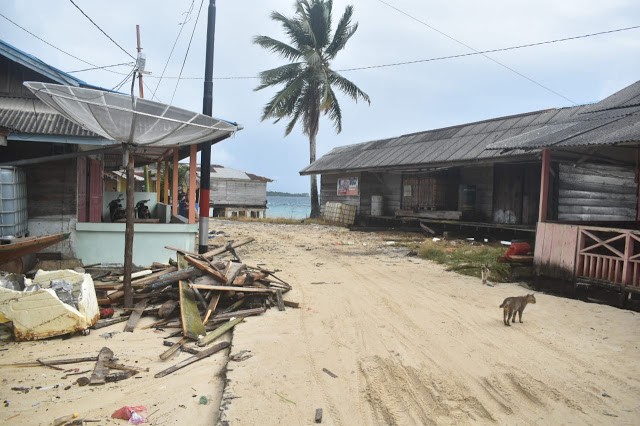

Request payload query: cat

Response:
[499,294,536,326]
[481,264,491,286]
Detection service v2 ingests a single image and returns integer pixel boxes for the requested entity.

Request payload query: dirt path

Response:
[214,220,640,425]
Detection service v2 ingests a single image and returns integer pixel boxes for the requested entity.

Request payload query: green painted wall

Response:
[75,222,196,266]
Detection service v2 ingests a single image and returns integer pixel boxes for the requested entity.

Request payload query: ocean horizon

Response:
[266,195,310,219]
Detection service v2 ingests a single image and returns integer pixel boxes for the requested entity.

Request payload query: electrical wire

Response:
[170,0,205,104]
[149,0,196,101]
[376,0,579,103]
[68,62,134,73]
[68,0,136,60]
[0,11,130,77]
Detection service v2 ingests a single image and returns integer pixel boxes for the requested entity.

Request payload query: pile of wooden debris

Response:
[86,237,296,378]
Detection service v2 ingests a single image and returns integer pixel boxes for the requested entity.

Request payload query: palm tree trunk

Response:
[309,131,320,218]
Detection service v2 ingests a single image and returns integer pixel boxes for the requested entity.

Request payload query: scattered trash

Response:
[100,331,118,339]
[322,368,338,378]
[100,307,115,319]
[432,238,441,242]
[53,412,79,426]
[199,396,209,405]
[315,408,323,423]
[230,350,253,362]
[111,405,148,424]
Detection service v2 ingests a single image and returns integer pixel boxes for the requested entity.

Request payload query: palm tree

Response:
[254,0,370,218]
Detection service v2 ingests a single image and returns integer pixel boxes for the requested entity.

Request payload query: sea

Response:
[266,195,311,219]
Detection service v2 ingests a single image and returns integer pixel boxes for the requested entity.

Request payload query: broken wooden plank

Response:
[92,316,129,329]
[163,340,200,355]
[315,408,323,423]
[160,337,188,360]
[192,284,276,294]
[123,299,148,332]
[184,256,227,283]
[283,300,300,309]
[201,238,254,259]
[275,289,285,311]
[322,368,338,378]
[89,347,114,385]
[211,307,266,321]
[203,292,221,324]
[221,299,245,314]
[147,267,202,290]
[198,317,244,347]
[158,300,179,319]
[154,341,230,378]
[180,281,206,339]
[131,266,178,288]
[224,262,245,285]
[164,245,200,257]
[118,269,152,282]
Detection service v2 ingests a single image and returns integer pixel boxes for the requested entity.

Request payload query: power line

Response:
[68,0,136,60]
[170,0,205,104]
[376,0,578,103]
[337,24,640,72]
[150,0,196,101]
[68,62,134,73]
[0,11,130,77]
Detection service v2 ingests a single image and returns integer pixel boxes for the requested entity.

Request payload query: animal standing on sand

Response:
[499,294,536,326]
[481,264,492,286]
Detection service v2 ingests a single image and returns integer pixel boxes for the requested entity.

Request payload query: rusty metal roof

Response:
[487,80,640,151]
[300,107,579,175]
[0,96,99,137]
[301,80,640,175]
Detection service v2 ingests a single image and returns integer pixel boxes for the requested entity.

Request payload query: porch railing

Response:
[576,226,640,290]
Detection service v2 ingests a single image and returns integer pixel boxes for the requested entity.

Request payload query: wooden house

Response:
[200,165,272,218]
[302,80,640,302]
[487,81,640,304]
[0,41,236,266]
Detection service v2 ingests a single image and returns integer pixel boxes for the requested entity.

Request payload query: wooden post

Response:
[156,161,162,202]
[123,146,136,308]
[189,145,197,224]
[163,160,169,204]
[538,148,551,223]
[172,148,179,216]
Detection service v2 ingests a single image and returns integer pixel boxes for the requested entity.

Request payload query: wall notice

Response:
[337,177,359,196]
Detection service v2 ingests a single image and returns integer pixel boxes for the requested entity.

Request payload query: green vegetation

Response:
[416,239,512,282]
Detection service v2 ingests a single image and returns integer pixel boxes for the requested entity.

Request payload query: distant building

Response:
[198,165,272,218]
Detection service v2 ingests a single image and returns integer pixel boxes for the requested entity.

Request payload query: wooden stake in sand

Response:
[154,341,229,378]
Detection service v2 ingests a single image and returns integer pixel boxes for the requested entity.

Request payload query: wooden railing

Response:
[576,226,640,290]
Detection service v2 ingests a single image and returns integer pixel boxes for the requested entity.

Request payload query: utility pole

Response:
[136,25,150,193]
[198,0,216,254]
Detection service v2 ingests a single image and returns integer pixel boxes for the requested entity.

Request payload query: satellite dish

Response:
[24,81,238,147]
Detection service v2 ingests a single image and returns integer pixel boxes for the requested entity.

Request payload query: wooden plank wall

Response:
[459,165,493,221]
[319,173,361,213]
[534,222,579,280]
[493,163,540,225]
[210,180,267,207]
[25,159,77,217]
[558,163,636,221]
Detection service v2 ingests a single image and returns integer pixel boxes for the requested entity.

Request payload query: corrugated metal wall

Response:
[558,163,636,221]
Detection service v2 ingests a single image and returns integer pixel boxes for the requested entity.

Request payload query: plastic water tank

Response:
[371,195,383,216]
[0,166,28,237]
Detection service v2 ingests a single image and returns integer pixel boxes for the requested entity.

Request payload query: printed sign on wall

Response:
[337,177,359,196]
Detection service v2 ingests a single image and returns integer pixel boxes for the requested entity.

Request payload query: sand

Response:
[1,220,639,425]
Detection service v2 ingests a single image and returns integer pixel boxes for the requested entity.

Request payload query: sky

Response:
[2,0,640,193]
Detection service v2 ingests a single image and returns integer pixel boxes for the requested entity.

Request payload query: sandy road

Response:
[215,220,640,425]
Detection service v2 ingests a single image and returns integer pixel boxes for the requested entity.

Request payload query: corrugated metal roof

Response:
[300,108,556,174]
[302,80,640,174]
[0,40,105,89]
[0,96,99,137]
[195,165,272,182]
[487,81,640,151]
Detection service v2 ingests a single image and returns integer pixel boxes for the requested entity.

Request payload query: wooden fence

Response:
[535,222,640,292]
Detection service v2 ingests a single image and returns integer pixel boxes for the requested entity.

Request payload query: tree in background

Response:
[254,0,370,217]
